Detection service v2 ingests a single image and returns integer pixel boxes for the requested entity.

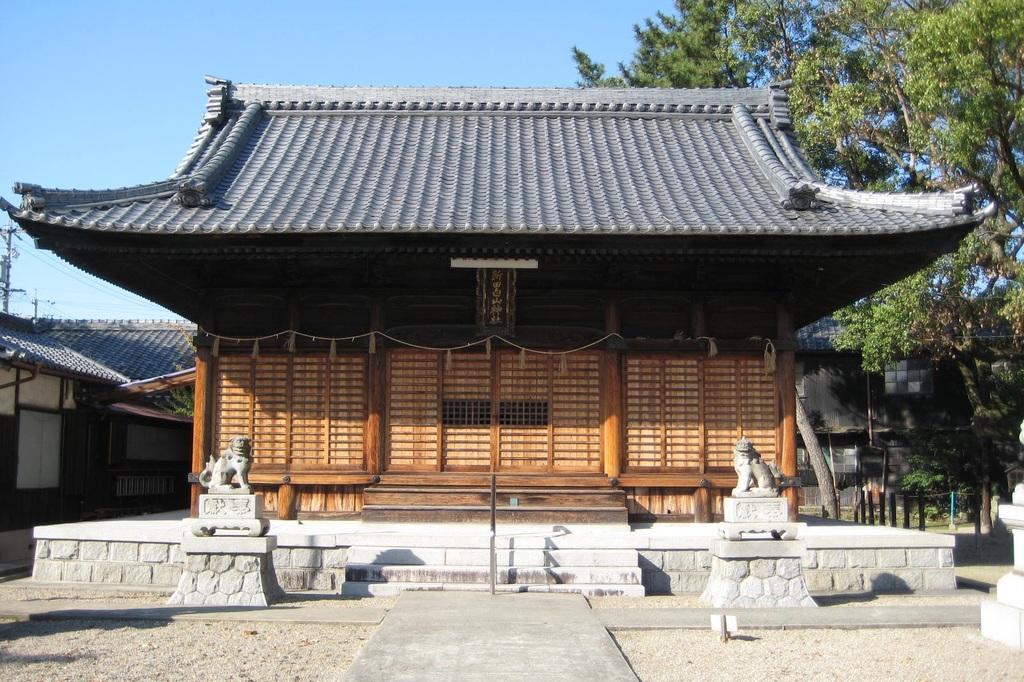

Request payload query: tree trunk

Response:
[795,397,840,519]
[981,471,992,535]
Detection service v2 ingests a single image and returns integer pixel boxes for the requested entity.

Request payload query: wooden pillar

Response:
[190,346,212,517]
[690,295,706,337]
[602,299,623,480]
[777,295,798,521]
[365,298,385,475]
[277,483,297,520]
[694,484,712,523]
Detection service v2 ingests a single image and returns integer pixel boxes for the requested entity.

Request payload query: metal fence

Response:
[115,475,176,498]
[800,486,985,531]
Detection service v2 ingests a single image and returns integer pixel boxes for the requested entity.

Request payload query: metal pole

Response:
[1,225,12,314]
[866,372,875,446]
[974,493,981,549]
[888,492,897,528]
[489,473,497,595]
[918,495,926,531]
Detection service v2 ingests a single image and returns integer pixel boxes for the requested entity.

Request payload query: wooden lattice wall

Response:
[211,349,776,480]
[623,354,777,472]
[213,353,367,469]
[386,350,602,472]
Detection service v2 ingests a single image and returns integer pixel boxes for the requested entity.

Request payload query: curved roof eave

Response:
[4,77,989,239]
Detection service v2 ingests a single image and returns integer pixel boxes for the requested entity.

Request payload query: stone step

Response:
[364,487,625,508]
[345,546,639,567]
[344,563,643,586]
[340,581,647,598]
[375,473,614,488]
[361,505,628,524]
[339,531,637,551]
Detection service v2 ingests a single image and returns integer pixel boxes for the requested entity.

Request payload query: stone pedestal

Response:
[701,495,816,607]
[700,539,816,607]
[191,493,269,537]
[168,536,283,607]
[721,497,803,540]
[982,486,1024,648]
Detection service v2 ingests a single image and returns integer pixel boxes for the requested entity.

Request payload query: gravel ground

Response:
[589,592,990,609]
[0,586,392,681]
[0,619,374,681]
[613,627,1024,681]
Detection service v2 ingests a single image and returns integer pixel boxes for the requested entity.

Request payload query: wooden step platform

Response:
[374,472,615,488]
[362,482,628,523]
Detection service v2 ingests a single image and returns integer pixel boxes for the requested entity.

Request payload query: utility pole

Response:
[1,224,25,314]
[31,289,55,322]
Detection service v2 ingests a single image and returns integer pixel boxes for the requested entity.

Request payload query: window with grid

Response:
[442,400,492,426]
[883,358,933,395]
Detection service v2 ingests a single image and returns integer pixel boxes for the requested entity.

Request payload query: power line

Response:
[17,245,152,306]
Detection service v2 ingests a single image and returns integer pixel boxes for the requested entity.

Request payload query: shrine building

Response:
[4,77,987,526]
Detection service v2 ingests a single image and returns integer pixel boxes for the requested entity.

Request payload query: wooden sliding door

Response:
[212,352,367,470]
[623,353,777,472]
[385,349,602,473]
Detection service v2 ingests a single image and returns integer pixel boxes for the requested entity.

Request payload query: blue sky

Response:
[0,0,672,321]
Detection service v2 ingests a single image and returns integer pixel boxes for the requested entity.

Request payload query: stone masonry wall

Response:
[272,546,347,591]
[33,538,954,595]
[641,546,956,594]
[33,539,184,587]
[32,539,346,591]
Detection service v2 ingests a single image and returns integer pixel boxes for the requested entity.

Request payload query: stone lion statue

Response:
[731,436,779,497]
[199,436,253,494]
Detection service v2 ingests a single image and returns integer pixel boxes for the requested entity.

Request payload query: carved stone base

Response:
[700,539,816,608]
[718,522,804,541]
[168,536,283,607]
[191,494,269,537]
[723,496,788,523]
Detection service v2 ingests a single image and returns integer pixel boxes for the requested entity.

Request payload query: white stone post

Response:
[982,485,1024,648]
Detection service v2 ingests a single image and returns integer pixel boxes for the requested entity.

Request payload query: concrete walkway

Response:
[344,592,637,682]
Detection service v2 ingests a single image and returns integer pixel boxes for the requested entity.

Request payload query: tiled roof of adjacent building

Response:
[4,77,987,236]
[0,314,127,382]
[796,316,844,352]
[0,315,195,383]
[36,319,196,381]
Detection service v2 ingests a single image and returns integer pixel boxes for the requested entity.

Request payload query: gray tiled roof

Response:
[37,319,196,382]
[6,78,984,236]
[0,314,127,383]
[796,316,843,351]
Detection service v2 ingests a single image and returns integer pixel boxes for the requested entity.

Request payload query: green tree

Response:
[572,0,813,89]
[830,0,1024,532]
[166,386,195,418]
[574,1,1024,528]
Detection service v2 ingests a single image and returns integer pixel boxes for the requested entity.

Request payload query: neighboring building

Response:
[5,78,987,524]
[794,316,972,497]
[0,315,194,559]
